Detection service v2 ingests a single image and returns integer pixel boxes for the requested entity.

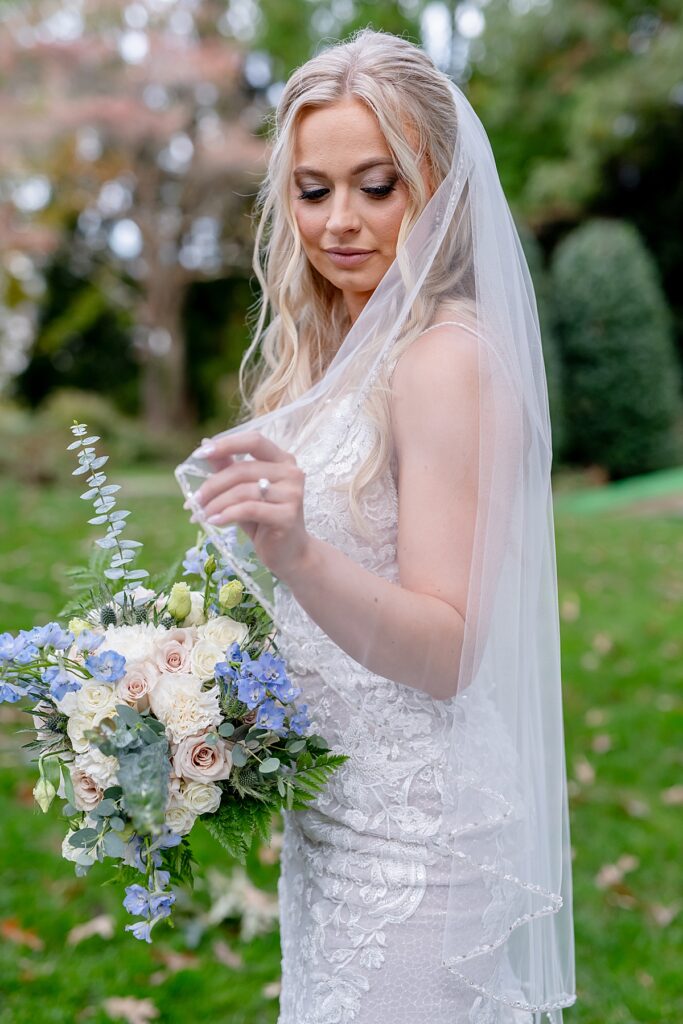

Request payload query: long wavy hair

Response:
[238,28,475,535]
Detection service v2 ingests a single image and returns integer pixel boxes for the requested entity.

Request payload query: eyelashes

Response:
[297,180,398,202]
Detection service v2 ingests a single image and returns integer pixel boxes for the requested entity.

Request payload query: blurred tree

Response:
[467,0,683,356]
[0,0,267,431]
[551,218,682,479]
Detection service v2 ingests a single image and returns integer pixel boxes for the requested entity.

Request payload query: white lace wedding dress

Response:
[270,325,531,1024]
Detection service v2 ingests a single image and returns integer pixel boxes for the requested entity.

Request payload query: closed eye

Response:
[297,182,397,202]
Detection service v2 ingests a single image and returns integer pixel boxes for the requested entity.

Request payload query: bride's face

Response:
[291,96,431,322]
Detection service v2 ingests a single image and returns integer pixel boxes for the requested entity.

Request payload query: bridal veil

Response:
[175,55,576,1023]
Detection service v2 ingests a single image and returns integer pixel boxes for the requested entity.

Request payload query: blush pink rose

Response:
[117,659,160,710]
[155,628,196,674]
[71,767,104,812]
[172,733,233,783]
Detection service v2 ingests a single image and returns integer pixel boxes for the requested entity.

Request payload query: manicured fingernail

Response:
[207,513,223,524]
[197,443,215,457]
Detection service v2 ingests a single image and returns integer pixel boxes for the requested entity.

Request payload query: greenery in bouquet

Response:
[0,422,346,942]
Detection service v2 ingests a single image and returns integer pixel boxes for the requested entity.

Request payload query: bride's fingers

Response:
[193,457,302,511]
[195,480,291,522]
[204,496,288,528]
[195,430,293,468]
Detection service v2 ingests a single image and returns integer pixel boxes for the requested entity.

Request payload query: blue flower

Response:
[74,629,105,654]
[269,675,302,704]
[123,883,150,917]
[125,919,153,943]
[41,665,82,702]
[236,662,267,709]
[289,704,311,736]
[28,623,74,650]
[148,889,175,919]
[84,649,126,683]
[256,698,287,733]
[0,682,24,704]
[12,636,40,665]
[0,632,21,661]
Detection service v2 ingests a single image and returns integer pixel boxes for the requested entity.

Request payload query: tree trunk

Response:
[139,274,192,434]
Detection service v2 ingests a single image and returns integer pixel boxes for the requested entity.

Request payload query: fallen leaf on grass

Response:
[594,854,639,890]
[149,949,200,985]
[102,997,159,1024]
[67,915,115,946]
[262,979,281,999]
[0,918,45,951]
[573,757,595,785]
[591,733,612,754]
[661,785,683,806]
[648,903,681,928]
[213,939,244,970]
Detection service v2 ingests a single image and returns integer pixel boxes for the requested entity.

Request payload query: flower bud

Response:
[167,582,192,621]
[33,776,56,814]
[68,617,91,637]
[219,580,244,610]
[204,553,217,576]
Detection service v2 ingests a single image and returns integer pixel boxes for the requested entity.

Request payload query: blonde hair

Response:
[238,27,475,536]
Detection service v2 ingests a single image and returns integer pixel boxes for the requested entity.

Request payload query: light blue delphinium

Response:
[84,650,126,683]
[289,704,312,736]
[0,682,24,704]
[41,665,82,702]
[256,698,287,733]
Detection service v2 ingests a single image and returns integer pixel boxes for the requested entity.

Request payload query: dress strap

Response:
[416,319,480,339]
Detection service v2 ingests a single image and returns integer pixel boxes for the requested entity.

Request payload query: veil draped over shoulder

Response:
[175,78,576,1022]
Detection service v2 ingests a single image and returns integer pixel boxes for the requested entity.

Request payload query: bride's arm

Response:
[282,326,479,700]
[192,325,479,701]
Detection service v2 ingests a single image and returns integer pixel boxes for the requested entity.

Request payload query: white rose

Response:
[67,711,98,754]
[62,829,98,865]
[165,797,197,836]
[182,591,208,627]
[172,733,233,782]
[101,623,165,665]
[117,658,160,710]
[181,781,222,816]
[71,765,104,812]
[76,682,119,718]
[155,628,196,674]
[149,672,222,743]
[55,689,80,716]
[199,615,249,651]
[74,747,118,789]
[190,639,226,681]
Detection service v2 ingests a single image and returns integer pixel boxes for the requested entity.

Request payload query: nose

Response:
[325,188,361,236]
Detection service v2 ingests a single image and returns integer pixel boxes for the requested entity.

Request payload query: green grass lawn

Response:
[0,465,682,1023]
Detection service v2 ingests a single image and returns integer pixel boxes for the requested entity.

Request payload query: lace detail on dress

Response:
[273,320,531,1024]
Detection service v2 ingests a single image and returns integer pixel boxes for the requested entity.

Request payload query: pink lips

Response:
[325,249,374,268]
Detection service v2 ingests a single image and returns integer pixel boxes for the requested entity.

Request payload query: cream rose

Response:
[182,590,208,627]
[172,733,233,782]
[76,682,119,719]
[117,658,160,710]
[198,615,249,651]
[71,765,104,812]
[74,747,119,789]
[181,781,222,816]
[165,797,197,836]
[189,638,226,681]
[67,711,99,753]
[149,672,222,743]
[155,628,196,674]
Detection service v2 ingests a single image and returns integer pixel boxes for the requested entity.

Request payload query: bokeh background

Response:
[1,2,682,1022]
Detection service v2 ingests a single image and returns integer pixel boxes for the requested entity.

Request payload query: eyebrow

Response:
[293,158,396,178]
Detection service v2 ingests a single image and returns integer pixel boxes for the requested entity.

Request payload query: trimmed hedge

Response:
[551,218,682,479]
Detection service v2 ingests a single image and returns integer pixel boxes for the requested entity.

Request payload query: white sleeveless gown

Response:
[270,324,530,1024]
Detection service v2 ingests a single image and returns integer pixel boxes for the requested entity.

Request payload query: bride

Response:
[178,27,575,1024]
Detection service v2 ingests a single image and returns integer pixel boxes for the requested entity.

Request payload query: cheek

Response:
[293,203,324,246]
[373,196,408,251]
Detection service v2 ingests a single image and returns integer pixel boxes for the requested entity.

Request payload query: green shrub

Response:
[0,389,200,485]
[516,222,566,463]
[551,219,682,479]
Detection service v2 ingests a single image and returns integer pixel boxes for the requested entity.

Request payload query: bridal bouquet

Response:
[0,422,346,942]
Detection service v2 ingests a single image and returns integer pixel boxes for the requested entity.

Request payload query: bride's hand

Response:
[186,430,312,583]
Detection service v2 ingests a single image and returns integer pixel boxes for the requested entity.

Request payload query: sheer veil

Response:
[175,69,576,1023]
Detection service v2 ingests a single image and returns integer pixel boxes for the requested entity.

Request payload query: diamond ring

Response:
[258,477,271,500]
